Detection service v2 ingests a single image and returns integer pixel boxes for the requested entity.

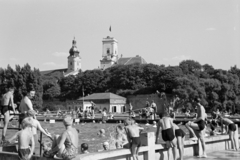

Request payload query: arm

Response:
[37,121,51,137]
[50,132,67,153]
[170,119,175,137]
[26,99,33,110]
[10,95,16,113]
[28,135,35,159]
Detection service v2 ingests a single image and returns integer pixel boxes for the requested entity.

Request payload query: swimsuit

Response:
[18,148,31,160]
[162,128,175,141]
[228,123,236,132]
[61,130,78,160]
[195,119,206,131]
[175,129,186,138]
[130,137,141,147]
[1,105,9,115]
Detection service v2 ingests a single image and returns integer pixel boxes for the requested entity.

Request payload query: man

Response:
[150,100,157,119]
[19,87,36,124]
[1,87,16,142]
[155,112,177,160]
[185,98,207,158]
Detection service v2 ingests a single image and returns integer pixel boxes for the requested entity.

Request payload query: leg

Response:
[185,122,198,139]
[2,111,10,141]
[229,131,235,150]
[177,136,183,160]
[131,144,137,160]
[233,131,238,151]
[199,130,207,157]
[182,136,185,159]
[171,138,177,160]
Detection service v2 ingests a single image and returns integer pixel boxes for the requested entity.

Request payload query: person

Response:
[19,87,36,124]
[155,113,177,160]
[102,141,110,151]
[1,87,16,142]
[91,101,95,119]
[102,109,107,123]
[150,100,157,119]
[129,102,133,117]
[170,113,185,160]
[218,115,238,151]
[26,110,52,150]
[115,125,128,148]
[124,118,144,160]
[44,115,79,160]
[97,129,106,137]
[6,118,35,160]
[81,143,89,154]
[185,98,207,158]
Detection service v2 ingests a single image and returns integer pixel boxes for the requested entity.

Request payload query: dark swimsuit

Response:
[228,123,236,131]
[1,105,9,115]
[175,129,186,138]
[196,119,206,131]
[18,148,30,160]
[162,128,175,141]
[130,137,141,147]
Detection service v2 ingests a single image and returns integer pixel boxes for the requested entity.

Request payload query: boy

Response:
[218,115,238,151]
[81,143,89,154]
[124,118,143,160]
[6,118,35,160]
[155,112,177,160]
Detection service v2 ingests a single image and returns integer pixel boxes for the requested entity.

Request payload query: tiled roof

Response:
[78,92,126,100]
[117,55,147,65]
[40,68,68,76]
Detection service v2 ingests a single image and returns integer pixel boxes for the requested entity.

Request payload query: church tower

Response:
[100,36,118,70]
[67,38,81,74]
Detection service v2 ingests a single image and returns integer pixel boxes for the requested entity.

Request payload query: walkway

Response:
[185,150,240,160]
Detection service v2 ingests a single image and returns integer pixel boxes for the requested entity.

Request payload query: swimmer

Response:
[81,143,89,154]
[124,118,144,160]
[115,125,128,148]
[156,112,177,160]
[6,118,35,160]
[97,129,106,137]
[1,87,16,142]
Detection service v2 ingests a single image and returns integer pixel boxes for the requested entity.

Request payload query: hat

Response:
[63,115,73,126]
[27,110,37,117]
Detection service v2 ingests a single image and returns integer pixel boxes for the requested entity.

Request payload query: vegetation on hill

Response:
[1,60,240,113]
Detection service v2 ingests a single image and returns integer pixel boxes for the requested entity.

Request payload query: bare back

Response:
[1,92,12,106]
[222,117,233,125]
[65,128,79,149]
[18,128,33,149]
[159,117,173,130]
[197,104,206,120]
[125,125,143,137]
[19,97,32,113]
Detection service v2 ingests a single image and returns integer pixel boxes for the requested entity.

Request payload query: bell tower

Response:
[100,36,118,70]
[67,38,81,72]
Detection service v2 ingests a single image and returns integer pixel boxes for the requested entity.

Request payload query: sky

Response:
[0,0,239,71]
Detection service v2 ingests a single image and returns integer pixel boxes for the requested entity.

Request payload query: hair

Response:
[116,125,124,131]
[8,86,14,91]
[194,97,201,103]
[27,85,35,93]
[124,117,133,126]
[81,143,88,151]
[21,117,33,129]
[63,115,73,126]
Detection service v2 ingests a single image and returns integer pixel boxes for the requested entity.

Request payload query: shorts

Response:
[195,119,206,131]
[18,148,31,160]
[175,129,186,138]
[1,105,9,115]
[228,123,236,132]
[130,137,141,147]
[19,113,28,124]
[162,128,175,141]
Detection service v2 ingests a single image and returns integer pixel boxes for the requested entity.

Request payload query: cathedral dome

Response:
[69,38,80,56]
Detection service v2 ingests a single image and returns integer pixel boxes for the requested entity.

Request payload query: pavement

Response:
[184,150,240,160]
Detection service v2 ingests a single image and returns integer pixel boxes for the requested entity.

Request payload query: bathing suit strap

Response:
[66,130,77,149]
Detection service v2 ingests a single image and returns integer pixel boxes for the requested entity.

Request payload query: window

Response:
[107,48,110,54]
[70,62,72,65]
[121,106,126,113]
[112,106,117,113]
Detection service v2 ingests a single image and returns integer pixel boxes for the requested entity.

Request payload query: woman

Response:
[45,115,79,160]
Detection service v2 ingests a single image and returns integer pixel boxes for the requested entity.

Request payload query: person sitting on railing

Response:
[6,117,35,160]
[43,115,79,160]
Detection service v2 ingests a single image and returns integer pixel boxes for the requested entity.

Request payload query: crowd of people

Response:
[0,86,239,160]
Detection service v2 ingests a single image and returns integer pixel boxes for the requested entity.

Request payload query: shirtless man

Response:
[185,98,207,158]
[7,118,35,160]
[155,113,177,160]
[218,115,238,151]
[1,87,16,142]
[19,87,35,124]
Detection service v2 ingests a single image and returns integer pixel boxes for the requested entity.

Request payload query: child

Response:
[97,129,106,137]
[156,113,177,160]
[170,113,185,160]
[6,118,35,160]
[115,125,128,148]
[218,115,238,151]
[124,118,143,160]
[81,143,89,154]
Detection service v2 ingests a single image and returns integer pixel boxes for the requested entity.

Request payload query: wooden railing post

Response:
[141,132,155,160]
